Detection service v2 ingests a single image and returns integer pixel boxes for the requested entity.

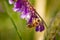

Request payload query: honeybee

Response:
[27,17,41,28]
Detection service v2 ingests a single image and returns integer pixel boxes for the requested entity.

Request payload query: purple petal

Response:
[25,13,31,21]
[28,16,32,24]
[39,24,45,32]
[15,1,22,8]
[35,26,39,31]
[35,22,45,32]
[21,14,26,19]
[21,12,31,21]
[14,0,26,8]
[32,14,38,18]
[9,0,14,4]
[24,7,28,13]
[13,7,20,12]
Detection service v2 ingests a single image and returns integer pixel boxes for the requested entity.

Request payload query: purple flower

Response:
[9,0,45,32]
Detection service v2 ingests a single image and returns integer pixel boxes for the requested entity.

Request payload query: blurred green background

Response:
[0,0,60,40]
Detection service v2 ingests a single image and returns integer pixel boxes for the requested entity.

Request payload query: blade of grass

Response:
[3,1,23,40]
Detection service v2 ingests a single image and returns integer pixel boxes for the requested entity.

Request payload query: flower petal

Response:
[35,26,39,31]
[39,24,45,32]
[9,0,14,4]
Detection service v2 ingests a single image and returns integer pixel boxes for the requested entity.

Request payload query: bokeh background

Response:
[0,0,60,40]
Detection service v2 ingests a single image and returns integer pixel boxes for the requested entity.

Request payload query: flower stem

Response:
[3,1,23,40]
[9,16,23,40]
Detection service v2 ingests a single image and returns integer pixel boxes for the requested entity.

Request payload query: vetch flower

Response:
[9,0,45,32]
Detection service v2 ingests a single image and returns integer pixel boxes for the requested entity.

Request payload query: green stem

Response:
[45,9,59,40]
[47,10,59,34]
[3,1,23,40]
[48,10,59,28]
[9,16,22,40]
